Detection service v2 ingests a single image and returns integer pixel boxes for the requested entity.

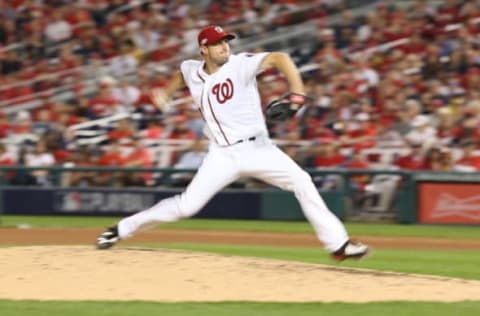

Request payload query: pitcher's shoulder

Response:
[226,53,254,65]
[180,59,202,70]
[180,59,203,78]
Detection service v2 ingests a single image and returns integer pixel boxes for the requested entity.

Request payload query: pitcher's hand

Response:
[151,88,170,113]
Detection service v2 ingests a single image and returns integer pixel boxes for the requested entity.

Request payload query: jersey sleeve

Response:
[238,52,270,82]
[180,60,192,84]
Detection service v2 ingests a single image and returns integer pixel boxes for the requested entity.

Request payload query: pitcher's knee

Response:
[293,170,314,187]
[292,170,318,194]
[175,195,205,218]
[177,207,200,218]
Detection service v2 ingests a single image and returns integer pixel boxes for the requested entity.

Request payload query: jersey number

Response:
[212,78,234,104]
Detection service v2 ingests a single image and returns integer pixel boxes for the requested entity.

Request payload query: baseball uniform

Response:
[116,51,349,252]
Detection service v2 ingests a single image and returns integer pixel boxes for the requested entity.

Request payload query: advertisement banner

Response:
[1,188,261,219]
[418,183,480,224]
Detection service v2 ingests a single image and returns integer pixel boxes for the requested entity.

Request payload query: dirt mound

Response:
[1,246,479,302]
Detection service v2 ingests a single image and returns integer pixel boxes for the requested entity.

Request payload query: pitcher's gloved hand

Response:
[265,92,309,122]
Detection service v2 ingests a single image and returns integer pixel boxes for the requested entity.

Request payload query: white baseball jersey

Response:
[180,52,269,146]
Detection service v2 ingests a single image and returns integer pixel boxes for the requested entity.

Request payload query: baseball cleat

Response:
[331,240,369,261]
[96,226,119,250]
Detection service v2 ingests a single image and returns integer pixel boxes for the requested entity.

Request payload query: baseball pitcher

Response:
[96,25,369,261]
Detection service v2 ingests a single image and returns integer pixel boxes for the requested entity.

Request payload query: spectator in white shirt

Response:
[44,9,72,44]
[109,42,138,77]
[171,139,207,187]
[131,21,160,53]
[405,115,438,147]
[111,79,141,110]
[25,139,56,186]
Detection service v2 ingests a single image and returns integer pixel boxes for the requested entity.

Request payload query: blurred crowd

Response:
[1,0,480,189]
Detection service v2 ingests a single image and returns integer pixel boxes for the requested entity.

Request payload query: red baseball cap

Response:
[198,25,235,46]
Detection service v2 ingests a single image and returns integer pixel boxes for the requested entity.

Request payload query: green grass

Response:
[2,215,480,239]
[133,242,480,280]
[1,300,479,316]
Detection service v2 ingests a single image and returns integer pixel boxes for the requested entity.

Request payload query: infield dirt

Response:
[1,228,480,302]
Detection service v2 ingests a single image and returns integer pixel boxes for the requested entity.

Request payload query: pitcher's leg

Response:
[290,169,349,251]
[118,149,239,239]
[247,146,348,251]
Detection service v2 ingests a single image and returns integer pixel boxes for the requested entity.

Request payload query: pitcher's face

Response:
[201,39,231,66]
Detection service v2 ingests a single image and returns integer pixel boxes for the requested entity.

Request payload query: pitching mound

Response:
[1,245,479,302]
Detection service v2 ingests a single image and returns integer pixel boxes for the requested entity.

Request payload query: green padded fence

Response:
[0,166,417,222]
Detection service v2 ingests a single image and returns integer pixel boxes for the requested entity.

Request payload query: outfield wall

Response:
[0,187,322,221]
[1,167,479,224]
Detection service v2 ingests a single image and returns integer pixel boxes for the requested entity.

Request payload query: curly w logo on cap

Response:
[198,25,235,46]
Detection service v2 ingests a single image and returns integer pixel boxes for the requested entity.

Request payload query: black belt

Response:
[235,136,256,144]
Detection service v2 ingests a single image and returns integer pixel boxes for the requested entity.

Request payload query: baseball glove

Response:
[265,92,309,122]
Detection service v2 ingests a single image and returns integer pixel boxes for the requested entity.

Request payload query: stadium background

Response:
[1,0,480,315]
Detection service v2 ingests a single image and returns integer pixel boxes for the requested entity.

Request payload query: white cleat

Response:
[96,226,119,250]
[331,240,369,261]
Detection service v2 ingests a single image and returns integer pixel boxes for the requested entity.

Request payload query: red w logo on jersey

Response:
[212,78,234,104]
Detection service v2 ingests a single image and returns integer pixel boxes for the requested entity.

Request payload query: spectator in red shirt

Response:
[345,149,371,190]
[139,118,165,139]
[97,140,125,186]
[310,140,345,191]
[123,137,155,187]
[0,112,11,138]
[451,109,480,144]
[64,4,94,36]
[167,115,196,140]
[341,112,377,150]
[454,138,480,171]
[312,140,345,168]
[107,118,136,143]
[0,142,16,182]
[393,141,426,170]
[435,0,461,26]
[88,77,121,118]
[134,82,162,119]
[345,149,371,210]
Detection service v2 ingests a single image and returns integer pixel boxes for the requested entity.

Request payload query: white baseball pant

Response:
[118,135,349,251]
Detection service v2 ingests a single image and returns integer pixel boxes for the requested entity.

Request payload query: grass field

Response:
[3,215,480,238]
[1,215,479,315]
[1,300,480,316]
